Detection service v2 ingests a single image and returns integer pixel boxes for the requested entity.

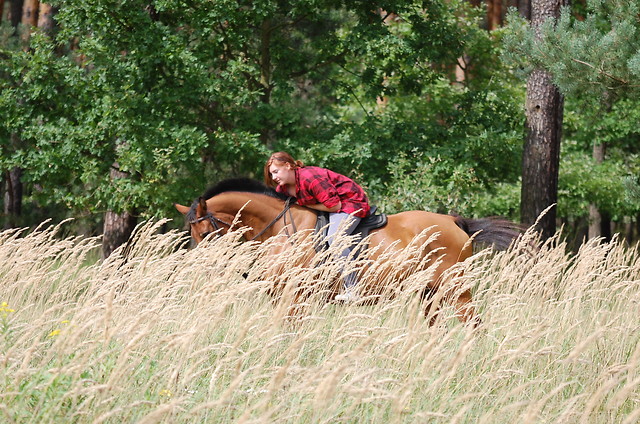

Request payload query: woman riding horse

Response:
[265,151,370,302]
[174,176,522,327]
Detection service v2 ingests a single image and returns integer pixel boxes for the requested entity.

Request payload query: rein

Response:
[191,196,297,241]
[249,197,296,240]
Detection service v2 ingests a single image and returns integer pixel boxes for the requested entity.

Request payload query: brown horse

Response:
[174,178,522,325]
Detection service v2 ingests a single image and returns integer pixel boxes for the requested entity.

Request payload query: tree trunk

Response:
[455,55,467,85]
[623,219,633,246]
[4,0,26,227]
[20,0,37,26]
[587,204,600,239]
[102,164,137,259]
[588,90,613,241]
[20,0,38,43]
[3,166,23,229]
[36,2,53,33]
[0,0,5,23]
[8,0,24,28]
[518,0,532,20]
[520,0,564,240]
[3,132,23,229]
[103,210,136,259]
[521,68,563,239]
[487,0,503,30]
[588,142,611,240]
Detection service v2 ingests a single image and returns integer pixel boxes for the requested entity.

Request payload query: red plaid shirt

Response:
[276,166,370,218]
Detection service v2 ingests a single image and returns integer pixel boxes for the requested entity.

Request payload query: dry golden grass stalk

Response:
[0,220,637,423]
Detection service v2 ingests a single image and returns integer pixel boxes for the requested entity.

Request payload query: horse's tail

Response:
[453,216,523,251]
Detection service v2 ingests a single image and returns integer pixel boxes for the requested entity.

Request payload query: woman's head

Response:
[264,151,304,187]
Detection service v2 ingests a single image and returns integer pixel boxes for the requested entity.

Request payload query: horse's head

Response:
[174,197,232,244]
[175,178,301,245]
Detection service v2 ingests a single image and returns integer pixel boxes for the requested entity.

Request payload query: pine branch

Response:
[571,58,629,85]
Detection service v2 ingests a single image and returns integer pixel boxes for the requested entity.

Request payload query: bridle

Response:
[189,197,297,241]
[189,212,232,233]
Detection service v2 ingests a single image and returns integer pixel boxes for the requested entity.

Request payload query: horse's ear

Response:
[197,197,208,216]
[174,203,190,215]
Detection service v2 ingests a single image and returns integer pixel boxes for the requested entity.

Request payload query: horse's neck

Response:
[288,205,318,230]
[211,193,316,234]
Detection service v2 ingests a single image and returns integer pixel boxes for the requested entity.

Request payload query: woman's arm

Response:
[305,201,341,213]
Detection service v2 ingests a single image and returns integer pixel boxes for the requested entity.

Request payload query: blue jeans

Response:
[327,212,361,289]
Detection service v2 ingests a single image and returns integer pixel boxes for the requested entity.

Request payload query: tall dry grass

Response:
[0,220,639,423]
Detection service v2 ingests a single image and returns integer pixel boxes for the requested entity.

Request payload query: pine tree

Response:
[504,0,640,241]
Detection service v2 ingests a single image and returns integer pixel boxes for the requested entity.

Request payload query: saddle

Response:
[313,206,388,253]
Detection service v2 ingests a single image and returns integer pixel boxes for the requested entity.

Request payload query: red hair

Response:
[264,151,304,187]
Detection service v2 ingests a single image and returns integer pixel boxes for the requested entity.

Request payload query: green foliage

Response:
[271,7,524,218]
[502,0,640,227]
[503,0,640,101]
[557,94,640,222]
[3,0,639,238]
[559,143,640,222]
[1,0,527,233]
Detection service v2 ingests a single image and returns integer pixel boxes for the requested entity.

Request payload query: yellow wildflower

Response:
[159,389,172,398]
[0,302,15,314]
[47,321,70,338]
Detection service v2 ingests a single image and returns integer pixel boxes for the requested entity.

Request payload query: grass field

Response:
[0,220,639,423]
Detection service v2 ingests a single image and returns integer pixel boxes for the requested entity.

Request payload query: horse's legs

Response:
[451,288,481,327]
[423,286,479,327]
[420,288,442,326]
[423,260,480,327]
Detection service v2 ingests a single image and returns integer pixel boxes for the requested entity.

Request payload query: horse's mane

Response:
[185,178,289,223]
[201,177,289,201]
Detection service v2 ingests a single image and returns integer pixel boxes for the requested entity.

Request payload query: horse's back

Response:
[369,210,471,257]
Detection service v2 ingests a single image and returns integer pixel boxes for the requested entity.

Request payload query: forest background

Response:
[1,0,639,257]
